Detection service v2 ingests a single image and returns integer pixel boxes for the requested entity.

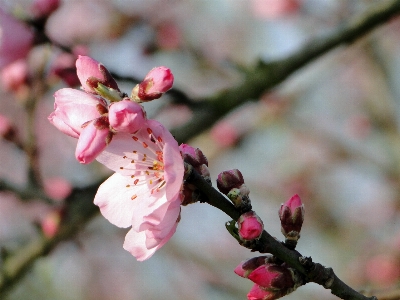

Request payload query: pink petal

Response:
[123,221,178,261]
[75,119,111,164]
[108,99,146,133]
[76,55,104,92]
[50,88,105,137]
[94,173,150,228]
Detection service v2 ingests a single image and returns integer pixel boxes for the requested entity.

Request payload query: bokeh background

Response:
[1,0,400,299]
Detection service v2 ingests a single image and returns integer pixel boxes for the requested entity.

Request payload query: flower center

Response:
[119,127,167,200]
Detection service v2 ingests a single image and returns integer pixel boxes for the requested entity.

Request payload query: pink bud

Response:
[0,9,34,69]
[137,66,174,101]
[234,256,272,278]
[0,114,15,140]
[31,0,60,18]
[43,177,72,201]
[217,169,244,195]
[179,144,208,168]
[0,59,28,92]
[76,55,119,93]
[75,117,113,164]
[238,211,263,241]
[247,284,275,300]
[279,194,304,241]
[41,211,61,238]
[108,99,146,133]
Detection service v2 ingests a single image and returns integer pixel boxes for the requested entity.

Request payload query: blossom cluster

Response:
[48,55,184,260]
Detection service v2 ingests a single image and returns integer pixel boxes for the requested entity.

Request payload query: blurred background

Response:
[1,0,400,299]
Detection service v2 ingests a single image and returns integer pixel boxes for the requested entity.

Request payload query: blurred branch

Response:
[0,180,103,297]
[171,0,400,143]
[0,179,54,204]
[186,167,377,300]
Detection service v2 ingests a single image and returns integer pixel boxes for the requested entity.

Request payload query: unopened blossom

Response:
[238,211,263,241]
[49,88,107,138]
[0,59,28,92]
[76,55,120,94]
[75,117,113,164]
[0,114,15,140]
[247,283,277,300]
[43,177,72,201]
[279,194,304,242]
[132,66,174,101]
[31,0,60,18]
[0,9,34,69]
[217,169,244,195]
[235,256,274,278]
[108,99,146,133]
[94,119,184,261]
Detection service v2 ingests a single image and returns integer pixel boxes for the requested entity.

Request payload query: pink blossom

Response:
[41,210,61,238]
[0,59,28,92]
[75,117,113,164]
[48,88,107,138]
[31,0,60,18]
[108,99,146,133]
[94,119,184,260]
[43,177,72,201]
[76,55,119,93]
[238,211,264,241]
[136,67,174,101]
[0,9,34,69]
[0,114,13,138]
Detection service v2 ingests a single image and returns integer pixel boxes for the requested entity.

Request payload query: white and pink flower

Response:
[94,119,184,260]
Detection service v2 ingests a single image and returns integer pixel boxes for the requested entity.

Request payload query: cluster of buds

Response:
[217,169,251,213]
[235,256,303,300]
[49,56,173,164]
[180,144,210,205]
[279,194,304,248]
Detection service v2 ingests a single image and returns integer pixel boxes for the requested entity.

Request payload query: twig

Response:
[171,0,400,143]
[186,168,377,300]
[0,180,103,297]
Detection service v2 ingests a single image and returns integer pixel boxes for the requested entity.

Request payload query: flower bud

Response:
[0,9,34,69]
[108,99,146,133]
[179,144,208,167]
[132,66,174,101]
[279,194,304,242]
[238,211,263,241]
[31,0,60,18]
[217,169,244,195]
[234,256,274,278]
[0,114,16,141]
[76,55,119,94]
[75,116,113,164]
[247,284,275,300]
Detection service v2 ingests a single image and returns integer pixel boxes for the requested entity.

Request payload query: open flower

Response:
[94,119,184,260]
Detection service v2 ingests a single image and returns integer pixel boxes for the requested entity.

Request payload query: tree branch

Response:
[186,168,377,300]
[171,0,400,143]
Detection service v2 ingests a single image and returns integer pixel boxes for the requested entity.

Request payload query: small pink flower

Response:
[279,194,304,241]
[136,66,174,101]
[108,99,146,133]
[0,9,34,69]
[76,55,119,93]
[234,256,271,278]
[31,0,60,18]
[75,117,113,164]
[48,88,107,138]
[94,119,184,261]
[238,211,263,241]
